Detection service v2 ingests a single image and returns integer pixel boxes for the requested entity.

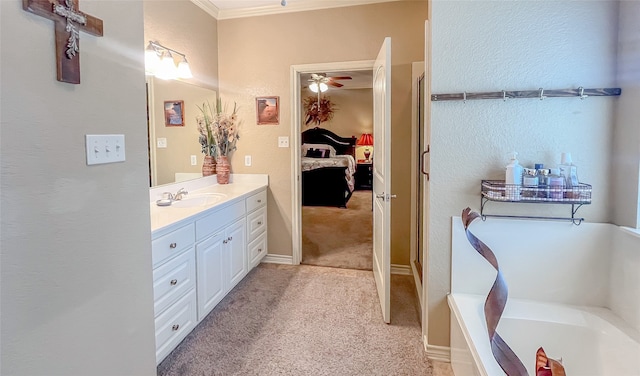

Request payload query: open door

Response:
[372,37,392,323]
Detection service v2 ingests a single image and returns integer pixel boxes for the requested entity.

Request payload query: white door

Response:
[372,37,392,324]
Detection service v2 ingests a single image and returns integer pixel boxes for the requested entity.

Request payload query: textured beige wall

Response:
[1,1,156,374]
[302,88,374,160]
[219,1,427,264]
[429,0,618,347]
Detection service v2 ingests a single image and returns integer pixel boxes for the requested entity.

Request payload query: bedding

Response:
[301,128,357,208]
[302,154,356,192]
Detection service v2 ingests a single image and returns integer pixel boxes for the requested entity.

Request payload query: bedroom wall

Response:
[428,0,618,348]
[218,1,427,265]
[301,87,374,161]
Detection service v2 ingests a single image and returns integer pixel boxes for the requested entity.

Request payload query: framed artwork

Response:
[256,96,279,125]
[164,100,184,127]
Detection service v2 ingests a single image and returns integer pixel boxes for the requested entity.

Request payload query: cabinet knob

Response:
[257,221,262,225]
[223,240,228,244]
[170,279,178,286]
[228,236,233,241]
[172,324,180,331]
[257,199,262,203]
[169,242,177,249]
[258,248,262,253]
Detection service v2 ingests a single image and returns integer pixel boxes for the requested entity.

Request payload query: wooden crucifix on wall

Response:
[23,0,103,84]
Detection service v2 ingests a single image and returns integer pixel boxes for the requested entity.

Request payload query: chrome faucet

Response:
[174,188,188,200]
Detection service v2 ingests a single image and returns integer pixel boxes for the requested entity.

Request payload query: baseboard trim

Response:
[262,254,294,265]
[425,342,451,363]
[391,264,411,275]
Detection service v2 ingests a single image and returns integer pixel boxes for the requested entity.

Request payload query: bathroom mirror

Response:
[146,77,217,187]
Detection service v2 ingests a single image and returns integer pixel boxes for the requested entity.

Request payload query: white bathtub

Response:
[449,293,640,376]
[449,217,640,376]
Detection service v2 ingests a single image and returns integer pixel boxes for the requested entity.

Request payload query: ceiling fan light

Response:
[309,82,319,93]
[319,82,328,92]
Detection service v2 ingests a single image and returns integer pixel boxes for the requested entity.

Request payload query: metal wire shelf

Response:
[480,180,592,225]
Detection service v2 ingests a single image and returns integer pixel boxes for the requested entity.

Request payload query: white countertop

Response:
[149,174,268,234]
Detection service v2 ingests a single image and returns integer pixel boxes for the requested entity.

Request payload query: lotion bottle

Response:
[505,152,523,200]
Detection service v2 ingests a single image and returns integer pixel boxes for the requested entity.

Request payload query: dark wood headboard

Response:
[301,127,357,156]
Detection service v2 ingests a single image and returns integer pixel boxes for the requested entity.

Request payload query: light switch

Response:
[157,138,167,148]
[190,155,197,166]
[85,134,126,165]
[245,155,252,166]
[278,136,289,148]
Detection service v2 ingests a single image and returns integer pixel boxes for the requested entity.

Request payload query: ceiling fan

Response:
[308,73,352,93]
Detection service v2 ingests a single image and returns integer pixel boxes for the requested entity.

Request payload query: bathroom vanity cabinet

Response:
[149,177,268,364]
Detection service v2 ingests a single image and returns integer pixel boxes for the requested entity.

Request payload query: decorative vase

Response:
[202,155,216,176]
[216,156,230,184]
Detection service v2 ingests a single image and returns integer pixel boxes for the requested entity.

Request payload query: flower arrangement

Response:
[197,98,240,158]
[303,95,336,125]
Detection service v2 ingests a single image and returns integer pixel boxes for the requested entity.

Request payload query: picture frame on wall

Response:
[164,100,184,127]
[256,96,279,125]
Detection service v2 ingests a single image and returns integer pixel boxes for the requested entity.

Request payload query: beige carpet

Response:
[302,190,373,270]
[157,264,438,376]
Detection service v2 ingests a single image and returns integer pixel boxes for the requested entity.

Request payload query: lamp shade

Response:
[357,133,373,146]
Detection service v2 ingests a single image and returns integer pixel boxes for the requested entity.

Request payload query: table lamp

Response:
[357,133,374,162]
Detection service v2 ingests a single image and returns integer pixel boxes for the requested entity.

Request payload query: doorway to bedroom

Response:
[291,61,375,271]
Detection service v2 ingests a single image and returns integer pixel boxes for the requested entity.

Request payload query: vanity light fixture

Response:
[145,41,193,80]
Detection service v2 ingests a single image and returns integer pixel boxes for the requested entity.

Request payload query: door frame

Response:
[290,60,375,265]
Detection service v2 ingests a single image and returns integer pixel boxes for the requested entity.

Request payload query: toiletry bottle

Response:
[558,152,579,188]
[522,168,539,199]
[505,152,523,201]
[548,168,565,200]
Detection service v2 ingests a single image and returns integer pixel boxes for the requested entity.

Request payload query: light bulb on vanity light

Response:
[144,42,160,75]
[177,57,193,79]
[156,51,178,80]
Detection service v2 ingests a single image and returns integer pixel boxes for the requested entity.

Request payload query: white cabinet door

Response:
[196,232,226,321]
[227,219,247,290]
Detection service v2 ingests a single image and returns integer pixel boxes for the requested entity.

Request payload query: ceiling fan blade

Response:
[328,76,352,80]
[327,81,343,87]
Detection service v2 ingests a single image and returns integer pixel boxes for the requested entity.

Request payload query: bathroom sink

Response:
[170,193,227,208]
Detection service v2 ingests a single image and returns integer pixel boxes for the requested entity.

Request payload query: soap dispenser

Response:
[505,151,523,201]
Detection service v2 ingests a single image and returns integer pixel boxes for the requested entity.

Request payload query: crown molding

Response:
[197,0,401,20]
[190,0,220,19]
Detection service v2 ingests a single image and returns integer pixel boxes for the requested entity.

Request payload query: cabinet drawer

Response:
[196,200,245,241]
[155,288,197,364]
[246,189,267,213]
[153,248,196,316]
[152,223,195,268]
[248,232,267,270]
[246,206,267,244]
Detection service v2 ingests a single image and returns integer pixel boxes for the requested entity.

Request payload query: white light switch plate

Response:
[245,155,252,166]
[86,134,125,165]
[190,155,197,166]
[157,138,167,148]
[278,136,289,148]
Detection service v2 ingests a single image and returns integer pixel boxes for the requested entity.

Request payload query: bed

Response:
[301,127,357,208]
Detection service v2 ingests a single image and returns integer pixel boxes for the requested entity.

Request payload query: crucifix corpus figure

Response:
[23,0,103,84]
